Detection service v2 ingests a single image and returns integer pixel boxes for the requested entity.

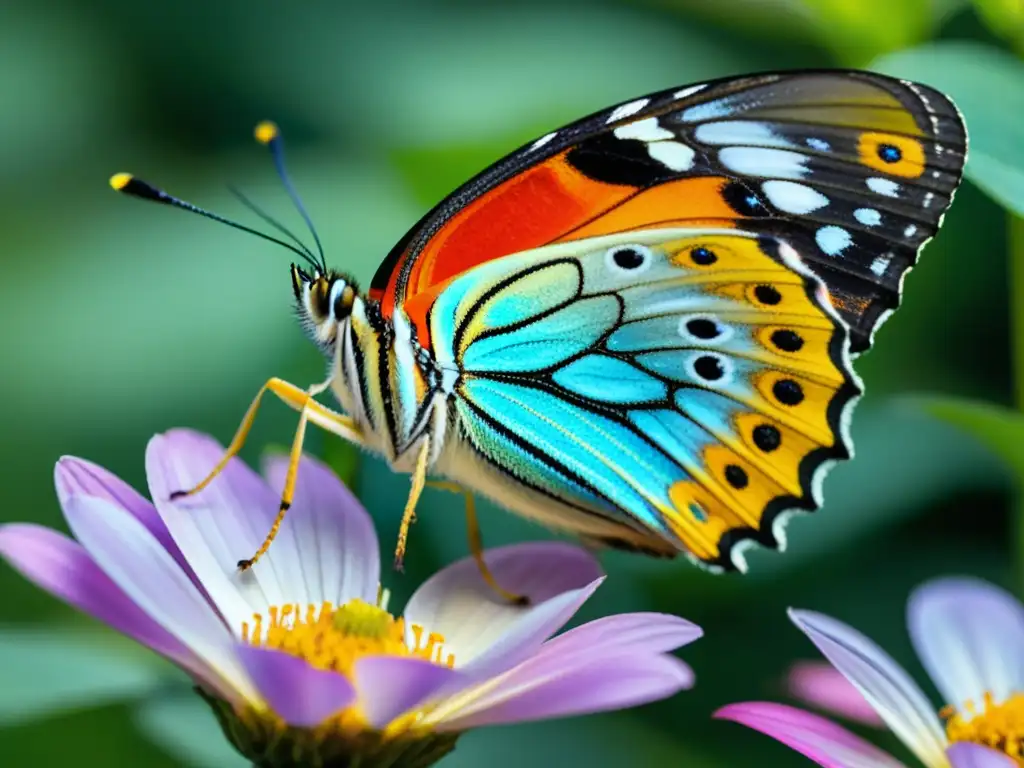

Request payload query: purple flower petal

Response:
[353,655,464,729]
[404,542,603,673]
[0,522,215,689]
[262,454,379,607]
[55,457,190,573]
[146,429,301,630]
[537,612,702,659]
[908,577,1024,711]
[789,609,947,768]
[947,743,1018,768]
[714,702,907,768]
[63,494,257,703]
[788,661,885,727]
[434,652,693,730]
[236,645,355,728]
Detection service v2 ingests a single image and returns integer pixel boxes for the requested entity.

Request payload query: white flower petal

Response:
[146,430,294,630]
[909,577,1024,709]
[403,542,602,667]
[63,494,258,703]
[790,608,949,768]
[262,454,380,607]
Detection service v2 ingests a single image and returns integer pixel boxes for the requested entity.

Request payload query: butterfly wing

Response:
[429,228,859,571]
[371,70,966,354]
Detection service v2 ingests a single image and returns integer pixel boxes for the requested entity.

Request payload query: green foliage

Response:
[873,42,1024,215]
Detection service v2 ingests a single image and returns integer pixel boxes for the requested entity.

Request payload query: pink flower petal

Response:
[403,542,603,673]
[947,743,1019,768]
[55,457,189,572]
[146,429,298,630]
[714,702,907,768]
[236,645,355,728]
[788,661,885,727]
[62,494,256,704]
[262,453,379,607]
[435,652,693,730]
[0,523,213,687]
[908,577,1024,711]
[789,608,947,768]
[353,655,464,729]
[537,612,702,660]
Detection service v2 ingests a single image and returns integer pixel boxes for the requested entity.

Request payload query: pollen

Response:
[942,691,1024,763]
[242,598,454,679]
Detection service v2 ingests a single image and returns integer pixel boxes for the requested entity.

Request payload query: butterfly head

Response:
[291,265,359,349]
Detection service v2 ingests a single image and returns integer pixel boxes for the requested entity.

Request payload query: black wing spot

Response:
[721,180,770,217]
[565,133,676,187]
[773,379,804,406]
[754,285,782,305]
[686,318,720,339]
[725,464,749,489]
[691,247,717,266]
[770,329,804,352]
[752,424,782,452]
[610,246,646,270]
[693,355,724,381]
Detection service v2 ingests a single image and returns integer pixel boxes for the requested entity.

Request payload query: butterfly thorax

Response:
[331,297,452,472]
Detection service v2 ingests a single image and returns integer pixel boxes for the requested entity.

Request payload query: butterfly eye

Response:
[606,244,653,273]
[329,280,356,320]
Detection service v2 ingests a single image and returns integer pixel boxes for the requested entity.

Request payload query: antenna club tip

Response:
[254,121,280,145]
[109,172,134,191]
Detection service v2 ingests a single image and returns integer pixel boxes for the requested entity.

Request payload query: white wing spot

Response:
[674,84,707,99]
[761,180,829,214]
[607,98,649,123]
[904,224,918,238]
[867,177,900,198]
[719,147,809,179]
[854,208,882,227]
[871,255,891,276]
[923,192,935,209]
[815,225,853,256]
[647,141,695,171]
[530,132,557,151]
[694,121,793,149]
[614,117,672,142]
[806,138,830,151]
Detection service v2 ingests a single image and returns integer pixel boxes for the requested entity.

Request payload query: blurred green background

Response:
[2,0,1024,765]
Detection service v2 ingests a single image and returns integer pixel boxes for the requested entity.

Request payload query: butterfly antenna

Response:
[254,121,327,273]
[108,173,323,273]
[227,184,319,264]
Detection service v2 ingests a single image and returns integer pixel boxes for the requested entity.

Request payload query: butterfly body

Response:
[115,69,967,573]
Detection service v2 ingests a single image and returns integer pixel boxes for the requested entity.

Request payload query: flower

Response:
[0,429,700,768]
[787,660,885,727]
[716,577,1024,767]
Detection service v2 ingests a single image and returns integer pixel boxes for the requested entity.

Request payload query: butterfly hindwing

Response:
[374,70,966,354]
[431,229,860,570]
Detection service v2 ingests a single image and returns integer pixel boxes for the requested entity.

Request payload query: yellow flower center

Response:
[241,598,454,735]
[942,691,1024,764]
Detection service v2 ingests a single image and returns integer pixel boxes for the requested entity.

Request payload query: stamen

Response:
[239,598,456,737]
[943,691,1024,762]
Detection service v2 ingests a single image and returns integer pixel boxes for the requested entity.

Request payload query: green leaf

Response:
[135,693,248,768]
[872,42,1024,215]
[0,626,166,726]
[801,0,933,66]
[907,394,1024,477]
[972,0,1024,47]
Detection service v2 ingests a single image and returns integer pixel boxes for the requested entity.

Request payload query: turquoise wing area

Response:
[431,229,861,572]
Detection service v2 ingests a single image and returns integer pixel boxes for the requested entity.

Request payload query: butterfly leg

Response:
[169,376,364,570]
[393,441,430,574]
[427,480,529,606]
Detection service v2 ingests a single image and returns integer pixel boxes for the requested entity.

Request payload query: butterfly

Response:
[112,69,967,584]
